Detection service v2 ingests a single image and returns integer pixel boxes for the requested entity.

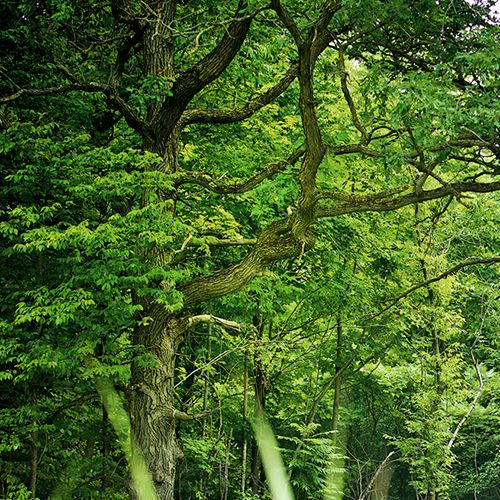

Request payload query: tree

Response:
[1,0,499,498]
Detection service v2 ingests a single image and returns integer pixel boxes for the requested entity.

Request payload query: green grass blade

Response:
[252,414,295,500]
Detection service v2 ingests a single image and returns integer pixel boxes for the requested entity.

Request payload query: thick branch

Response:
[180,219,308,307]
[177,183,498,310]
[153,3,253,137]
[288,1,343,239]
[271,0,304,45]
[310,0,343,56]
[108,30,144,88]
[291,38,326,241]
[329,143,385,157]
[107,88,150,137]
[172,3,497,313]
[180,180,498,310]
[179,64,299,127]
[174,144,305,194]
[318,184,410,203]
[316,181,500,217]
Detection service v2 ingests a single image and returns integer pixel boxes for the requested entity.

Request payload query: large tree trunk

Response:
[129,5,181,486]
[127,312,184,500]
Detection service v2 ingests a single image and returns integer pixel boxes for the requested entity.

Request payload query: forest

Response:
[0,0,499,499]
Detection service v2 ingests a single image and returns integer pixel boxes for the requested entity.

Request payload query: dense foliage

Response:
[1,0,499,499]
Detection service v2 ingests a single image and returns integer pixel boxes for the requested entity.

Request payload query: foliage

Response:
[1,0,499,499]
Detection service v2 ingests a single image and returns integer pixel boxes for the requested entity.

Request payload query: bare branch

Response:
[168,408,211,421]
[359,451,397,500]
[338,48,366,141]
[187,314,243,332]
[47,392,99,424]
[448,350,484,450]
[368,257,500,320]
[0,83,105,104]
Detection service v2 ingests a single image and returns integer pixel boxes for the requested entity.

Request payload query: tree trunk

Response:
[127,312,184,500]
[29,388,38,499]
[101,405,110,490]
[331,312,343,447]
[250,348,267,495]
[241,348,249,493]
[130,13,182,486]
[369,461,394,500]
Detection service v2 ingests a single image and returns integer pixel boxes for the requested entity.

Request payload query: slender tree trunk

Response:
[221,429,232,500]
[331,312,343,447]
[369,461,395,500]
[127,313,184,500]
[29,432,38,499]
[416,213,442,500]
[241,349,249,493]
[29,388,38,499]
[101,405,110,490]
[250,343,267,495]
[201,327,212,438]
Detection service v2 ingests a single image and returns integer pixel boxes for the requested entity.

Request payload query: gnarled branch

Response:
[153,2,254,138]
[173,144,305,194]
[179,64,299,127]
[0,81,148,137]
[316,181,500,217]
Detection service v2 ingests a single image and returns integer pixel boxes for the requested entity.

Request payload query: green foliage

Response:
[1,0,499,498]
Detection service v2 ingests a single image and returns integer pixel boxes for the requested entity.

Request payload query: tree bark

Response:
[127,312,184,500]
